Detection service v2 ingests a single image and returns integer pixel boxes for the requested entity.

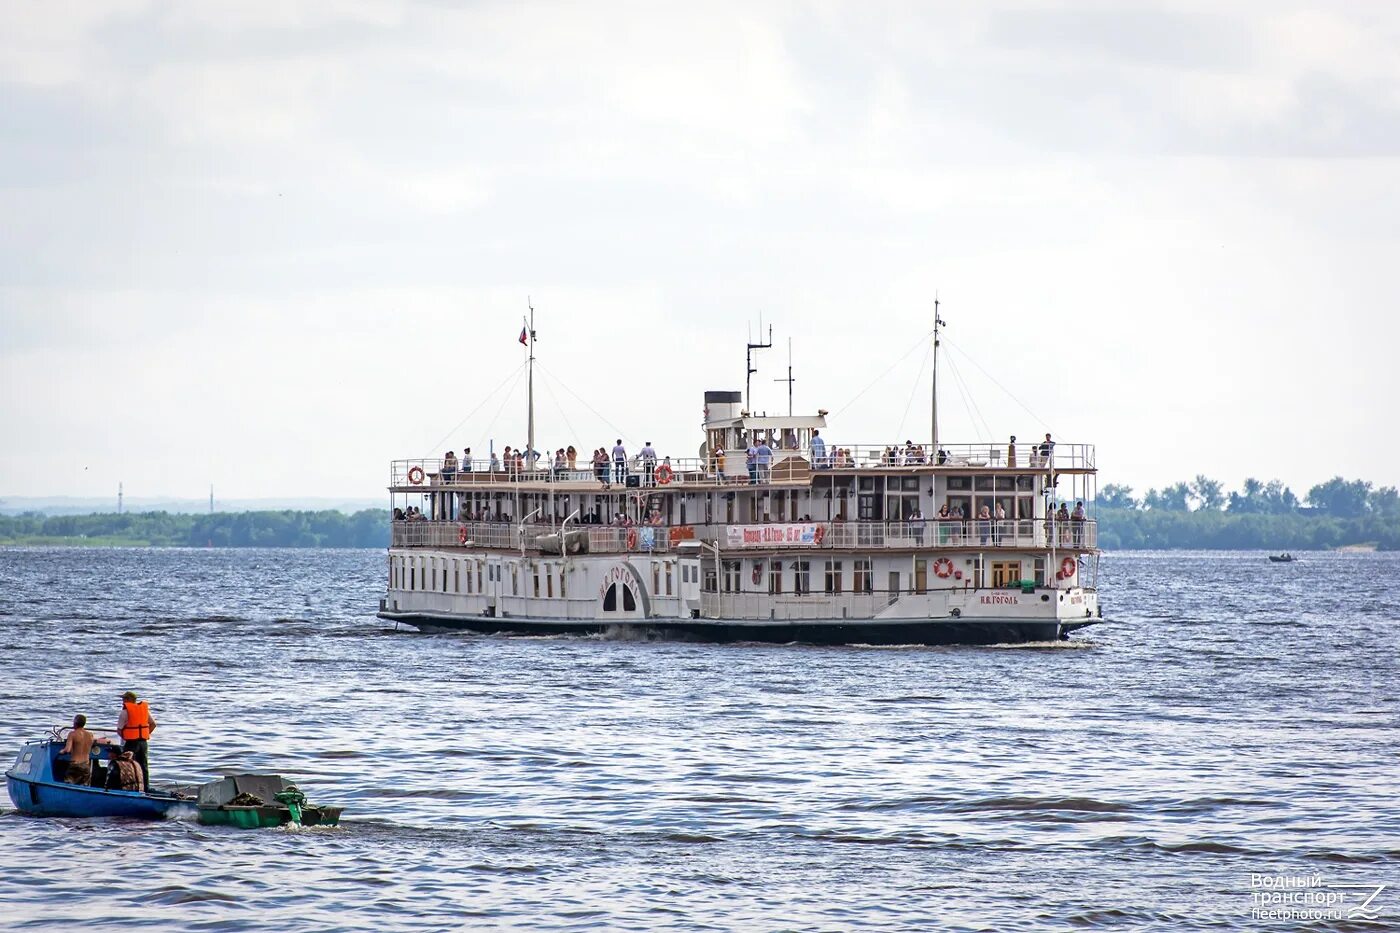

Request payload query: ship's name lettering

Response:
[598,566,631,598]
[979,595,1019,605]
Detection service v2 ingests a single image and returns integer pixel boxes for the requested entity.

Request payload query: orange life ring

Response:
[625,528,638,550]
[407,465,425,485]
[933,557,955,579]
[655,464,674,485]
[813,525,826,545]
[458,525,468,545]
[1060,557,1076,578]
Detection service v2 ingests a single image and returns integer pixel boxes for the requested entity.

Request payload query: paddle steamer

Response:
[378,313,1102,645]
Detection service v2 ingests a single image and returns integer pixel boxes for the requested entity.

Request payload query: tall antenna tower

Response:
[117,482,123,515]
[209,485,214,514]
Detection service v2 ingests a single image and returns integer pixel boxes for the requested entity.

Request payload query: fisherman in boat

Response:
[61,714,96,786]
[104,750,144,792]
[116,690,156,792]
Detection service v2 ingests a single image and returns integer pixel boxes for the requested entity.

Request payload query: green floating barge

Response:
[196,774,342,828]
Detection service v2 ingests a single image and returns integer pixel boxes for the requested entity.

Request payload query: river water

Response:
[0,547,1395,931]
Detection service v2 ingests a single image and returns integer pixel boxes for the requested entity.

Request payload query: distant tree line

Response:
[0,510,388,548]
[1094,476,1400,550]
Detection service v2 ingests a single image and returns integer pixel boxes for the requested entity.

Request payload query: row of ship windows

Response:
[390,556,680,598]
[706,557,1048,594]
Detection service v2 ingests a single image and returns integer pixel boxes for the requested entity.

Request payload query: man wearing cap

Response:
[116,690,156,792]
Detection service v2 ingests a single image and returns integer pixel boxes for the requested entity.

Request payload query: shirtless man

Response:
[61,714,96,785]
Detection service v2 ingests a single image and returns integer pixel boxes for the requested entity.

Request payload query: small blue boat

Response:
[5,734,185,819]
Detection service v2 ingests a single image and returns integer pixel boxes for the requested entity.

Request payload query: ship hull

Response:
[377,610,1098,645]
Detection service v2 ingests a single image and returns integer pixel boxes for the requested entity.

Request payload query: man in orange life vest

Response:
[116,690,156,792]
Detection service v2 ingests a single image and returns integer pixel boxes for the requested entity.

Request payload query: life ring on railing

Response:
[933,557,955,579]
[625,528,638,550]
[1060,556,1076,578]
[813,525,826,545]
[458,525,468,545]
[407,466,425,485]
[752,561,763,585]
[655,464,674,485]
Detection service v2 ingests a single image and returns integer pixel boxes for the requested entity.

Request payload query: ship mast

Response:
[931,298,945,454]
[745,320,772,412]
[526,299,536,469]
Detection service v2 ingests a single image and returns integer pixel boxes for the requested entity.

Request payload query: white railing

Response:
[392,519,1096,551]
[390,442,1094,489]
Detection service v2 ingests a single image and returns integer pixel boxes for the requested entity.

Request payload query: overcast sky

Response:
[3,1,1397,503]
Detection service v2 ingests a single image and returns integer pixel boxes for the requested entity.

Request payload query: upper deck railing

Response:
[390,518,1097,552]
[390,442,1094,488]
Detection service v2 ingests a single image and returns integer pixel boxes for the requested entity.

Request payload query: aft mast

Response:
[931,298,945,455]
[526,299,536,468]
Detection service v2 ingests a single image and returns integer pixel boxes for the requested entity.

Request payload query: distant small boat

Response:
[195,773,342,828]
[5,735,185,819]
[1268,553,1297,563]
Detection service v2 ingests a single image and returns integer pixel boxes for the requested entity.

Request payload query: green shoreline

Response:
[0,507,1395,551]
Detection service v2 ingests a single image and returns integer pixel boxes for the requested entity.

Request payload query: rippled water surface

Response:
[1,547,1396,931]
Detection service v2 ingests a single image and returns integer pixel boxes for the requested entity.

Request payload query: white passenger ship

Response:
[378,316,1102,645]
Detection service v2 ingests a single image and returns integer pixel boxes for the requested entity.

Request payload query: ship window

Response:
[559,569,566,599]
[792,560,810,595]
[996,477,1016,491]
[703,566,717,592]
[854,559,873,593]
[442,562,449,593]
[547,568,554,598]
[1033,557,1046,586]
[992,561,1022,588]
[1016,476,1035,491]
[825,561,842,594]
[623,587,637,611]
[411,566,416,590]
[533,566,540,598]
[665,564,673,596]
[901,477,919,492]
[768,561,783,595]
[511,564,519,595]
[947,476,971,490]
[603,584,617,611]
[914,560,927,594]
[858,476,876,492]
[722,560,741,592]
[974,476,994,491]
[652,562,661,595]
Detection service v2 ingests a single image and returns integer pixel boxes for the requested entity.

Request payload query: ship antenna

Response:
[773,337,795,415]
[746,320,772,411]
[931,296,945,455]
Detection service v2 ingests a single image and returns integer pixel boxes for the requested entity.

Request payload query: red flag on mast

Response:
[519,323,529,345]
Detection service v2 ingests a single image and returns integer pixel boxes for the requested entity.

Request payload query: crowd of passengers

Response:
[424,433,1061,488]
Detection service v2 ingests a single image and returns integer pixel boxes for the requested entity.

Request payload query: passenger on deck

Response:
[442,451,458,484]
[490,451,500,471]
[978,504,992,545]
[936,502,952,543]
[1071,500,1086,545]
[811,430,827,469]
[393,507,405,521]
[1038,433,1055,468]
[909,506,925,544]
[640,441,657,486]
[61,714,95,786]
[712,445,725,478]
[936,448,948,465]
[594,448,610,488]
[745,442,758,485]
[756,438,773,483]
[612,439,628,486]
[553,449,566,479]
[105,750,144,792]
[1057,502,1071,544]
[567,446,577,471]
[994,501,1007,544]
[503,446,514,476]
[462,447,472,472]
